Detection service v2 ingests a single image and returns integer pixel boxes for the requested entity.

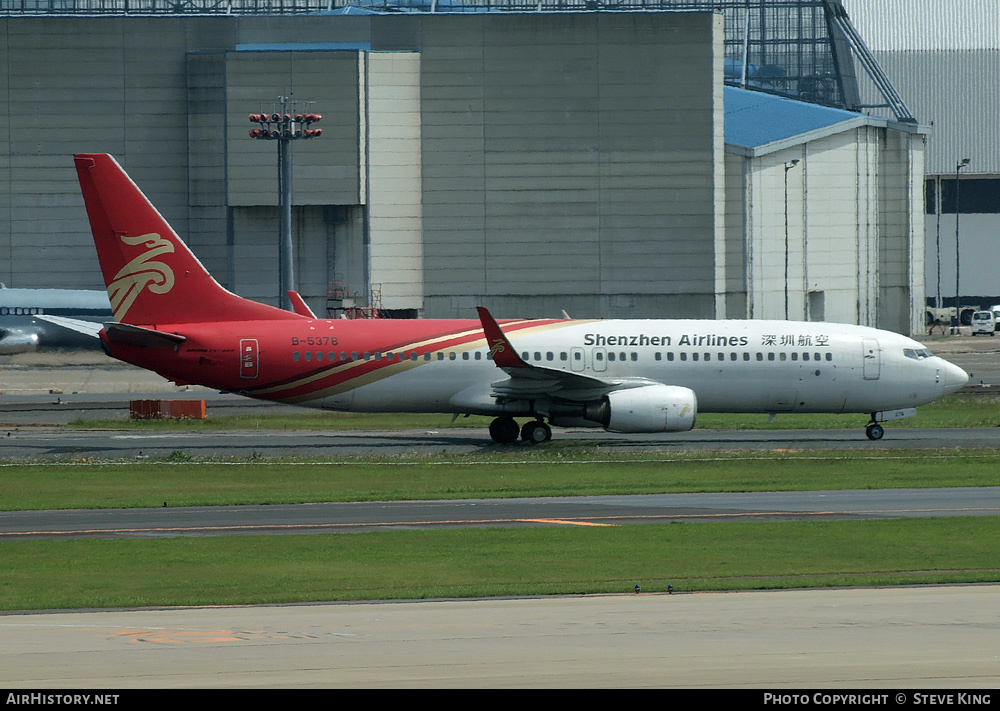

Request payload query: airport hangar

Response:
[845,0,1000,318]
[0,4,927,335]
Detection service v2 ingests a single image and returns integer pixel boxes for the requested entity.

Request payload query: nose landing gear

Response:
[865,422,885,440]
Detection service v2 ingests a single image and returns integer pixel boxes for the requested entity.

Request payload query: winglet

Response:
[286,290,317,318]
[476,306,529,369]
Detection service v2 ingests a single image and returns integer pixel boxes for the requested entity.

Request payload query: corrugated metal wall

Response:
[843,0,1000,176]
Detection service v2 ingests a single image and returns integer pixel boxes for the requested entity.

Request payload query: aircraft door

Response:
[240,339,259,379]
[570,347,586,372]
[862,338,880,380]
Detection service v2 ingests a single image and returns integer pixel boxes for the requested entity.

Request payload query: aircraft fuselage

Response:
[104,316,966,420]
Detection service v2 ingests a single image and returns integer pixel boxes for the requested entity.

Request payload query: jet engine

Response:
[0,330,40,355]
[583,383,697,433]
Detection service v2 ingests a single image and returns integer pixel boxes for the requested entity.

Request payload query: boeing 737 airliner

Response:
[71,153,969,442]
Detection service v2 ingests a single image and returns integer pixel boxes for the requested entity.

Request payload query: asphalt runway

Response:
[2,587,998,688]
[4,488,1000,540]
[5,423,1000,459]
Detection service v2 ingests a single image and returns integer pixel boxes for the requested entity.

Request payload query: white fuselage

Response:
[292,319,968,418]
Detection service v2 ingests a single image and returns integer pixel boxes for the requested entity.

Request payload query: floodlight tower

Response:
[249,98,322,311]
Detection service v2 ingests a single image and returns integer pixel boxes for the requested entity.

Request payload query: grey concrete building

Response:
[0,5,928,332]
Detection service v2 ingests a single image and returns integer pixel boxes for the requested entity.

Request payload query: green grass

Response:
[64,411,495,431]
[2,449,999,511]
[59,393,1000,432]
[4,394,998,610]
[2,518,997,610]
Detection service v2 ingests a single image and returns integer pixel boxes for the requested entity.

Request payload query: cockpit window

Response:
[903,348,933,360]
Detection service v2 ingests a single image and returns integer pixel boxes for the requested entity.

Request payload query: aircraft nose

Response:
[940,360,969,394]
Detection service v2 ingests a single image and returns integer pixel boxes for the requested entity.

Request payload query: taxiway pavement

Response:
[2,586,998,688]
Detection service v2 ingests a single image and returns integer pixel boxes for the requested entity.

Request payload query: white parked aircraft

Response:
[0,286,110,354]
[71,152,969,442]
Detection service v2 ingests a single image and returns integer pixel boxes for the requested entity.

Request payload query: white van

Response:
[971,310,995,336]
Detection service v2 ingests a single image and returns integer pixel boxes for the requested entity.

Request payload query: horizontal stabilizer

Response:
[104,322,186,348]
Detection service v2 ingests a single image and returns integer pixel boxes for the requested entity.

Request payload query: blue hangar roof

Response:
[724,86,911,156]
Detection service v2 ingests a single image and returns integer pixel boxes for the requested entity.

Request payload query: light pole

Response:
[249,99,322,311]
[783,159,799,320]
[952,157,970,334]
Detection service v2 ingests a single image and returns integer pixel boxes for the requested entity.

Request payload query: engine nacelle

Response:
[584,384,697,433]
[0,330,40,355]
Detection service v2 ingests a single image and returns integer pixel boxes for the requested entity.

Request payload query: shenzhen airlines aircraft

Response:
[72,153,969,442]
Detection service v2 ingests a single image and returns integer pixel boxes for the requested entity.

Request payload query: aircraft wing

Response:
[35,314,105,339]
[476,306,655,401]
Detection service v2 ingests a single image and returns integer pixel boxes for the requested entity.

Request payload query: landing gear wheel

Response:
[865,423,884,440]
[489,416,520,444]
[520,420,552,444]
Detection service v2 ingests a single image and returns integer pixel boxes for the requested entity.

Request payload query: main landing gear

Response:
[488,416,552,444]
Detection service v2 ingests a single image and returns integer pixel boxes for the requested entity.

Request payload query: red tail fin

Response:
[74,153,301,325]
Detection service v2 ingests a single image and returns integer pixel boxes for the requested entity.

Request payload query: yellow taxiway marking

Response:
[519,518,615,527]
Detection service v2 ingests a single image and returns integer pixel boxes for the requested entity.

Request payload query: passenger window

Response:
[791,353,798,361]
[462,352,469,360]
[608,353,616,362]
[293,352,300,361]
[305,352,313,362]
[655,352,662,361]
[692,353,699,361]
[667,352,674,361]
[680,352,687,361]
[779,352,787,361]
[825,353,832,361]
[767,353,775,361]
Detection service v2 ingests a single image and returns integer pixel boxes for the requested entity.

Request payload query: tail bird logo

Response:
[489,338,506,357]
[107,233,175,321]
